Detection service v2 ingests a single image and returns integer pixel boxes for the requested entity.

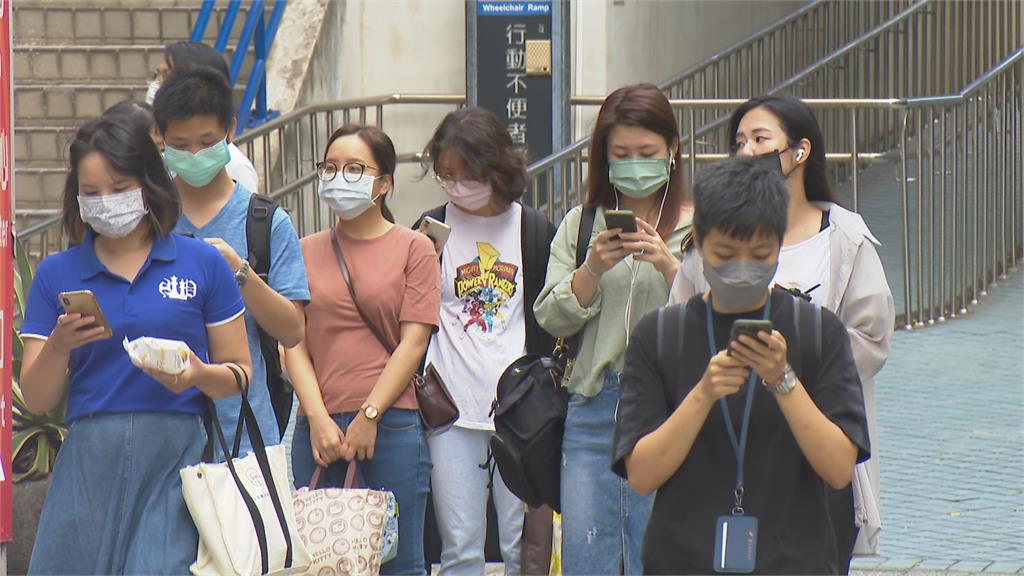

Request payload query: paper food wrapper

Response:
[123,336,191,375]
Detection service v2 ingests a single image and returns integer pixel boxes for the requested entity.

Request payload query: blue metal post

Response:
[190,0,216,42]
[253,10,268,124]
[230,0,264,86]
[215,0,243,53]
[236,60,265,135]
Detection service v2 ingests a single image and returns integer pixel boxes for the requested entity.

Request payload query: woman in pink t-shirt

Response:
[284,125,441,576]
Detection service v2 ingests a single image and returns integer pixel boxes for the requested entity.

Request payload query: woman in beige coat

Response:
[669,95,894,572]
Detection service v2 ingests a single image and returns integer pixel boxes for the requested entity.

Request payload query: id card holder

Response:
[713,514,757,574]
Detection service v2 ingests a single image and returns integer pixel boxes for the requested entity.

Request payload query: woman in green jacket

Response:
[533,83,691,575]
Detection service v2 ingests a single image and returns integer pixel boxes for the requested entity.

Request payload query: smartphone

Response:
[59,290,113,339]
[604,210,638,235]
[729,319,773,345]
[421,216,452,252]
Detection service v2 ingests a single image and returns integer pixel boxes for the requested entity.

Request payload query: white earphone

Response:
[795,149,805,162]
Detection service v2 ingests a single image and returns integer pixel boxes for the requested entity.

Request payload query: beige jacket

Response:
[669,203,895,555]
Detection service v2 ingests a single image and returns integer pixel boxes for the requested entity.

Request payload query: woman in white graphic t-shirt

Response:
[415,107,557,575]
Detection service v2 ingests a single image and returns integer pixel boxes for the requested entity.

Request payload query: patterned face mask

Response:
[78,188,149,238]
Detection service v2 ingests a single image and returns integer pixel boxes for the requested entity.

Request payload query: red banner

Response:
[0,0,14,543]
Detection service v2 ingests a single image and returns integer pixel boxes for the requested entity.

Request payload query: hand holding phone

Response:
[604,210,638,235]
[59,290,113,340]
[728,320,773,355]
[420,216,452,255]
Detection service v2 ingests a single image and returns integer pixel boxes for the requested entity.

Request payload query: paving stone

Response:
[877,557,923,569]
[950,560,996,572]
[852,556,886,570]
[914,559,958,570]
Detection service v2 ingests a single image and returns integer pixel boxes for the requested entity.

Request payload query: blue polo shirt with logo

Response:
[21,231,246,423]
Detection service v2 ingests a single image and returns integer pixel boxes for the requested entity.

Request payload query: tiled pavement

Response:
[850,217,1024,573]
[838,157,1024,574]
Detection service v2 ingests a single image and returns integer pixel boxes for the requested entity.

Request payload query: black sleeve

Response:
[612,309,673,479]
[810,308,872,463]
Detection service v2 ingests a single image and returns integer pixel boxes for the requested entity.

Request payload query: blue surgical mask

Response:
[318,173,382,220]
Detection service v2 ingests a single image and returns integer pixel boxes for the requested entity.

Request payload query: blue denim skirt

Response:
[29,412,205,575]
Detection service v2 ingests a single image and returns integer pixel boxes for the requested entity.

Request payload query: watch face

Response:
[365,406,379,420]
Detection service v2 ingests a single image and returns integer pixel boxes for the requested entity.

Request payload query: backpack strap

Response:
[576,207,597,269]
[656,303,688,406]
[791,296,823,387]
[246,194,278,280]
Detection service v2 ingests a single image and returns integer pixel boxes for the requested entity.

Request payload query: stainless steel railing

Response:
[530,51,1023,330]
[540,0,1023,219]
[16,94,466,261]
[232,93,465,238]
[896,50,1023,329]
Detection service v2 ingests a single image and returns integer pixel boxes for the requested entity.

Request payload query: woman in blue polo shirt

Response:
[19,114,253,574]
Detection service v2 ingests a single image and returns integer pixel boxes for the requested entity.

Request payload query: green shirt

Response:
[533,205,690,396]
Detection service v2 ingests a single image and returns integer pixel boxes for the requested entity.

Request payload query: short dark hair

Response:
[422,107,526,204]
[692,158,789,245]
[323,124,397,223]
[62,116,179,245]
[728,95,837,204]
[164,41,231,82]
[152,65,234,134]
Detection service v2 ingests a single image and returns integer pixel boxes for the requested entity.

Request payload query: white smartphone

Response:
[421,216,452,252]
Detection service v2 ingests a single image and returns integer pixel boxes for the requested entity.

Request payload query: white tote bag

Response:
[181,365,311,575]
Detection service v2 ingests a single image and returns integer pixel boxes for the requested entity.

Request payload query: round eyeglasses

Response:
[316,161,380,183]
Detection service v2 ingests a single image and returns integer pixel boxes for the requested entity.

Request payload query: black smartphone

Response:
[604,210,638,235]
[729,319,773,345]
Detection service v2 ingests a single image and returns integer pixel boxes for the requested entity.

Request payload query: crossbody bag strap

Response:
[330,229,396,355]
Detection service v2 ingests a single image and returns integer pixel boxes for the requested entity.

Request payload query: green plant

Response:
[11,235,67,483]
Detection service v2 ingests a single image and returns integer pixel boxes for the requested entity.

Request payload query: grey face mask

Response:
[702,259,778,311]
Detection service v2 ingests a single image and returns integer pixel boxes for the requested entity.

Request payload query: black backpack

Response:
[488,207,596,513]
[245,194,293,437]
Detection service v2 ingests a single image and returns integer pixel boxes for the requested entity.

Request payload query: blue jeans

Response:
[30,412,205,575]
[292,409,432,576]
[561,376,653,575]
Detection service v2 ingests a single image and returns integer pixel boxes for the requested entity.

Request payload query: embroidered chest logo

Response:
[159,275,198,301]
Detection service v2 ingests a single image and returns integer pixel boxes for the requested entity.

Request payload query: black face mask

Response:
[747,149,785,175]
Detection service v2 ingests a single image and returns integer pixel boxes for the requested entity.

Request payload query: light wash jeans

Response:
[428,426,525,575]
[292,409,432,576]
[560,376,653,576]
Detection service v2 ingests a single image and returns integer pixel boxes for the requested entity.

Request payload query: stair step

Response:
[14,167,68,211]
[14,3,274,47]
[14,44,252,84]
[14,127,78,166]
[16,84,147,122]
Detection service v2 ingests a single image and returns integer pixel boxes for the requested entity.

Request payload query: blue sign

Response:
[478,1,551,17]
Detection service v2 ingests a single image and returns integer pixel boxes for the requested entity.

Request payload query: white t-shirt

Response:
[774,225,833,305]
[227,142,259,193]
[424,202,526,430]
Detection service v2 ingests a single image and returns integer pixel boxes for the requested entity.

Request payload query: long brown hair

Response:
[585,83,686,239]
[322,124,397,223]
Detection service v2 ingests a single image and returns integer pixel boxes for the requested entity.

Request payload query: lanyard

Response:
[704,293,770,515]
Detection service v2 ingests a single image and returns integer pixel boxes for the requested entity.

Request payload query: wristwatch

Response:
[361,403,381,422]
[234,261,250,287]
[763,365,797,395]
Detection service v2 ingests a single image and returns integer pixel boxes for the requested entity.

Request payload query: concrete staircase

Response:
[13,1,259,227]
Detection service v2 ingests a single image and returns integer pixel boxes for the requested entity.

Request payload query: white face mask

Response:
[145,80,161,105]
[318,173,383,220]
[78,188,149,238]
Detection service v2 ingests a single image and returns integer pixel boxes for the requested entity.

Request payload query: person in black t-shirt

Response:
[612,159,870,575]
